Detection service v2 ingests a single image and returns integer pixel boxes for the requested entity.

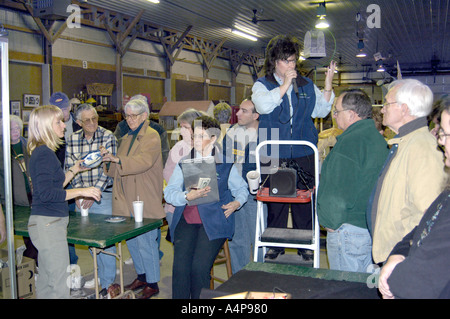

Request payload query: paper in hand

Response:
[197,177,211,189]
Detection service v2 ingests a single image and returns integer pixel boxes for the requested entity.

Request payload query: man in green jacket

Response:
[317,89,388,273]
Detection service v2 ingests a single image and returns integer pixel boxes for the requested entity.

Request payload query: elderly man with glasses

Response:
[65,103,119,297]
[368,79,447,266]
[317,89,388,273]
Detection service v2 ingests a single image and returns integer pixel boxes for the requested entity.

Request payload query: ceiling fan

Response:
[251,9,275,24]
[306,1,338,6]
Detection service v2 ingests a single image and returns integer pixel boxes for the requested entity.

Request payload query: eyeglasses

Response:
[437,129,450,143]
[193,133,211,140]
[280,59,297,66]
[80,117,98,124]
[333,109,349,116]
[383,101,397,108]
[125,112,144,121]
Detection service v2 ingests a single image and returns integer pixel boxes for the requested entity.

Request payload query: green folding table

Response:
[13,206,163,299]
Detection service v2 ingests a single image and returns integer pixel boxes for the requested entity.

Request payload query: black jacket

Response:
[388,188,450,298]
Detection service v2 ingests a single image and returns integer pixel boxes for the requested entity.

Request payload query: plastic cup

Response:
[246,170,260,195]
[79,199,89,217]
[133,201,144,222]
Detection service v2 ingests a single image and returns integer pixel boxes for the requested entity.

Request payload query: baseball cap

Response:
[49,92,70,109]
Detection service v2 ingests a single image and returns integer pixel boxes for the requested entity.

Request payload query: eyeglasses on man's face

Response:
[383,101,397,108]
[80,116,99,124]
[333,108,349,116]
[437,129,450,143]
[280,58,297,66]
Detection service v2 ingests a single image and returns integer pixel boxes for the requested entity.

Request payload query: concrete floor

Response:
[7,223,329,299]
[70,224,224,299]
[71,224,329,299]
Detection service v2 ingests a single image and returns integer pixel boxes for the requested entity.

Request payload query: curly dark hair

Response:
[192,115,221,138]
[264,35,301,76]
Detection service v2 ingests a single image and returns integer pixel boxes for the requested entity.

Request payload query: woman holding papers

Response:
[164,115,248,299]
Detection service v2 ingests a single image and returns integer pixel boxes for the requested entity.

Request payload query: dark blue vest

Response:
[170,152,235,241]
[223,123,259,179]
[257,75,317,158]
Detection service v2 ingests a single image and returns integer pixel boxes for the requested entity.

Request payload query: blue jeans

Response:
[67,184,78,265]
[229,194,267,273]
[126,228,160,284]
[326,223,372,273]
[78,191,117,288]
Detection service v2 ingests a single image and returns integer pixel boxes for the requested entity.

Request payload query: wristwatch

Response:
[184,191,189,201]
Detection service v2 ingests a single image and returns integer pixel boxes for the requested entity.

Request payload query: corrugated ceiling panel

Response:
[84,0,449,73]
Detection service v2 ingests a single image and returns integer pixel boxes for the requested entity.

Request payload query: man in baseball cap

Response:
[50,92,82,141]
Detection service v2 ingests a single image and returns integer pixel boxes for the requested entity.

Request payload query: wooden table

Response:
[13,206,163,299]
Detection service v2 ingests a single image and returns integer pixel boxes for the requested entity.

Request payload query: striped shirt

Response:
[65,126,118,191]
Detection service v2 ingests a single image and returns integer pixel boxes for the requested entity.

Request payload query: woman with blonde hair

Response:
[27,105,101,299]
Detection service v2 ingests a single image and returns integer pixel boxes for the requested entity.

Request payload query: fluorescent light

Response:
[356,51,367,58]
[146,0,160,3]
[315,16,329,29]
[231,29,257,41]
[356,39,367,57]
[377,64,385,72]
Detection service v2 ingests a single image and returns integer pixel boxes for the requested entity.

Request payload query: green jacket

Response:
[317,119,389,230]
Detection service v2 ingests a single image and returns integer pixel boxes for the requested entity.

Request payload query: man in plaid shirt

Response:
[65,103,118,296]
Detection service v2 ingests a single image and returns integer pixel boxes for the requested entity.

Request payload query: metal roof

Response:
[84,0,450,76]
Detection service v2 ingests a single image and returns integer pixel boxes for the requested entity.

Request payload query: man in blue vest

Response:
[252,35,336,261]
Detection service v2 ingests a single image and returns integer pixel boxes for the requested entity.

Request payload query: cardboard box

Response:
[0,249,35,299]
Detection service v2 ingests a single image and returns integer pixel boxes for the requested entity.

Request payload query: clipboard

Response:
[181,156,219,206]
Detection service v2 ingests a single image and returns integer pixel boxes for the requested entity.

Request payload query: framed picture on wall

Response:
[23,94,40,107]
[10,100,21,117]
[22,109,32,124]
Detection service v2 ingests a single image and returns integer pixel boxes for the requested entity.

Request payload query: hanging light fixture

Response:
[356,39,367,58]
[376,60,385,72]
[315,2,330,29]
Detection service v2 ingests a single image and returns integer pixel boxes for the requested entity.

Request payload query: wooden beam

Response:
[194,37,227,71]
[103,9,144,57]
[119,9,144,43]
[16,0,67,45]
[158,25,192,66]
[4,0,262,69]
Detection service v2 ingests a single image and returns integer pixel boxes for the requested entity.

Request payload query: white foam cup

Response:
[246,170,260,195]
[79,199,89,217]
[133,201,144,222]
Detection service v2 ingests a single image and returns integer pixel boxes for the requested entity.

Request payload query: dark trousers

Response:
[264,154,315,230]
[172,215,225,299]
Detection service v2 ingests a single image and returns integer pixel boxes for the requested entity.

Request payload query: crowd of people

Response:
[0,33,449,300]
